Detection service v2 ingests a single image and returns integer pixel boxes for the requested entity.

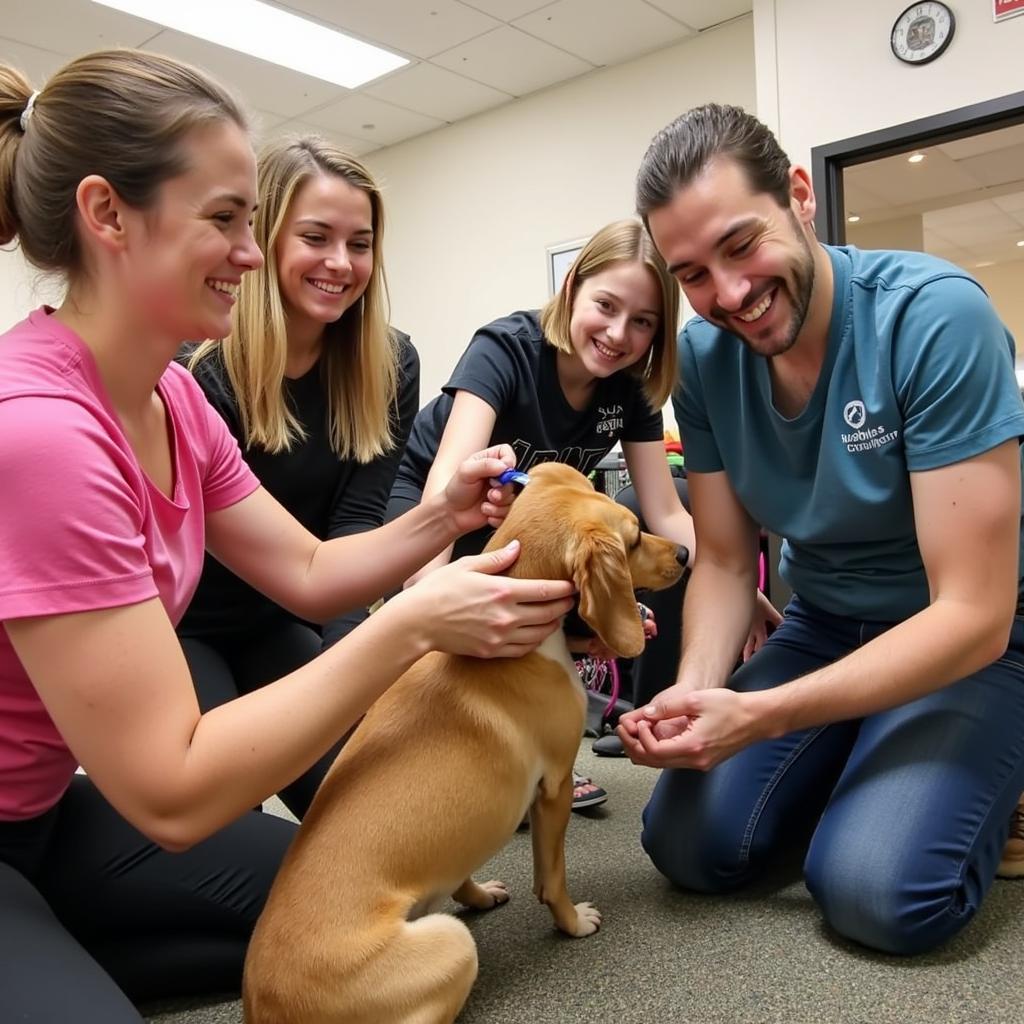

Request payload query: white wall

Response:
[0,246,62,332]
[755,0,1024,171]
[974,261,1024,357]
[365,15,755,405]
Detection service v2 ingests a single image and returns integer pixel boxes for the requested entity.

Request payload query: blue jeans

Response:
[641,596,1024,955]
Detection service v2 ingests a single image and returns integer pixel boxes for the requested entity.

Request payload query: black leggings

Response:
[180,618,343,820]
[0,775,296,1022]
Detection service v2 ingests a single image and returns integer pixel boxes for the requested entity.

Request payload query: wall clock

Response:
[890,2,956,65]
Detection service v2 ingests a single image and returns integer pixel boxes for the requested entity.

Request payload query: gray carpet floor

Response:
[144,745,1021,1024]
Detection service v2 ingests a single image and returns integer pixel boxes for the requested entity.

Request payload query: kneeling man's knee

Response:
[641,783,755,895]
[806,840,973,955]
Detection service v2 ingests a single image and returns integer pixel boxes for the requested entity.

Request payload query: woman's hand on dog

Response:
[403,539,576,659]
[440,444,525,534]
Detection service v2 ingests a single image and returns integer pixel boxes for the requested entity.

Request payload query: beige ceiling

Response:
[1,0,752,155]
[844,123,1024,269]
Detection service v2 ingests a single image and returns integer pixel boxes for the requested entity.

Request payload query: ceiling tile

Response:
[513,0,692,66]
[301,93,445,147]
[641,0,752,30]
[432,25,592,96]
[845,150,979,207]
[280,0,500,60]
[932,214,1018,249]
[1,0,160,56]
[993,192,1024,215]
[924,200,1005,228]
[0,38,69,84]
[365,63,511,122]
[938,123,1024,161]
[259,119,382,158]
[957,144,1024,190]
[145,29,345,119]
[458,0,557,19]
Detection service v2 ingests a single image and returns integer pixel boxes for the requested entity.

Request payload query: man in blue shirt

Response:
[619,103,1024,954]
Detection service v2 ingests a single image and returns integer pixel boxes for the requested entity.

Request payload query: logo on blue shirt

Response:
[841,398,900,453]
[843,401,866,429]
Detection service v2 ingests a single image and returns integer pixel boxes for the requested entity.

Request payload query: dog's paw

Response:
[565,902,601,938]
[453,877,510,910]
[479,879,511,908]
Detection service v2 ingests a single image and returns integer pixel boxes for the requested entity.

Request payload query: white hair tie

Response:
[20,91,39,132]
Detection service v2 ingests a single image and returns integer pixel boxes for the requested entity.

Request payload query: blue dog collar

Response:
[496,468,530,489]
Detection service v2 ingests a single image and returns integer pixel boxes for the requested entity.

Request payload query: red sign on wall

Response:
[994,0,1024,21]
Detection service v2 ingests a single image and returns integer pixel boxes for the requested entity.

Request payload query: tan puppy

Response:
[243,462,685,1024]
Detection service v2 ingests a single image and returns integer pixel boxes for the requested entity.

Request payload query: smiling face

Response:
[273,172,374,343]
[567,260,662,382]
[123,119,263,342]
[647,156,818,358]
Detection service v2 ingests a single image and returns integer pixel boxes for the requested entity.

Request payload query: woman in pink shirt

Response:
[0,51,574,1022]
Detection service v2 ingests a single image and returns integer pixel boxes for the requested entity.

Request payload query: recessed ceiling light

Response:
[1017,240,1024,248]
[907,153,926,163]
[847,214,861,223]
[91,0,408,89]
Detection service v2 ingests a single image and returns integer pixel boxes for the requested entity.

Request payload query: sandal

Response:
[572,768,608,811]
[518,768,608,829]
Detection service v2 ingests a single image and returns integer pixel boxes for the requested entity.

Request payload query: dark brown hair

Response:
[636,103,791,223]
[0,49,246,279]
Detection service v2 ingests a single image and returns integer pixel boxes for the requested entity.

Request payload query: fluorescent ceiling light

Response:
[91,0,408,89]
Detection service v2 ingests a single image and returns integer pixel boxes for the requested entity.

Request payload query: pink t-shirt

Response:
[0,308,259,820]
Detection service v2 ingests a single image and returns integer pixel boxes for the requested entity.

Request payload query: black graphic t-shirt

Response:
[391,310,662,554]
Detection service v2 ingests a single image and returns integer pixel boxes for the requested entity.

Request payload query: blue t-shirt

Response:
[673,245,1024,621]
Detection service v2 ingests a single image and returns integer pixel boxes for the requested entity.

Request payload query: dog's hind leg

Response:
[452,876,510,911]
[320,914,479,1024]
[530,773,601,938]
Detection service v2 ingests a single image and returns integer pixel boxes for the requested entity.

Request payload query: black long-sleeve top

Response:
[176,332,420,649]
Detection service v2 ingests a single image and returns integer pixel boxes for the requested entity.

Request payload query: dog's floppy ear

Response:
[570,525,646,658]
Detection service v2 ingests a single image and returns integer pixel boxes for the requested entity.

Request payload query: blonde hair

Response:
[0,49,246,276]
[540,219,678,408]
[190,136,397,461]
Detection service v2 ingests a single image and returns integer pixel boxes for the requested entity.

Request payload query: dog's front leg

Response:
[452,877,510,911]
[529,773,601,937]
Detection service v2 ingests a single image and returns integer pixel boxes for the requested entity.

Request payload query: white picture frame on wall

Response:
[546,237,588,296]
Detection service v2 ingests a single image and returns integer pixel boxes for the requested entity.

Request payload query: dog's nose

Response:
[675,545,690,568]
